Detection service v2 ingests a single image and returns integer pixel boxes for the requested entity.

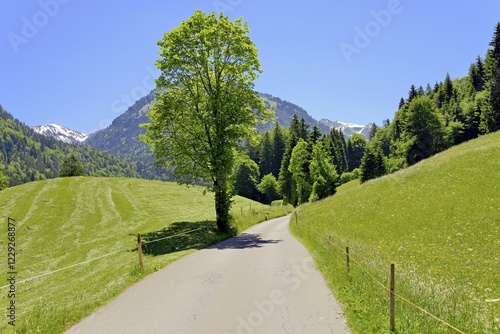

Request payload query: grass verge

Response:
[290,133,500,333]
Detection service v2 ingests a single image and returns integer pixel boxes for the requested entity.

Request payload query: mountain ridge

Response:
[32,124,89,144]
[29,91,371,181]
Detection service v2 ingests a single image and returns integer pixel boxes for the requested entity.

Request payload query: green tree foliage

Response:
[277,143,295,205]
[394,95,447,165]
[360,147,387,183]
[308,124,322,146]
[469,56,486,93]
[309,141,338,202]
[368,123,378,140]
[481,22,500,133]
[232,155,260,201]
[0,163,9,190]
[258,131,273,177]
[346,133,367,171]
[59,154,85,177]
[278,115,303,205]
[141,11,272,232]
[271,123,286,178]
[257,173,280,204]
[289,139,311,205]
[299,117,310,140]
[407,84,418,103]
[325,128,348,174]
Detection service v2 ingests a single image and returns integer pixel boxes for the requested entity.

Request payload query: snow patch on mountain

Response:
[32,124,89,144]
[319,119,372,139]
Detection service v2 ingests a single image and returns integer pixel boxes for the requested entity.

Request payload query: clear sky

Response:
[1,0,499,134]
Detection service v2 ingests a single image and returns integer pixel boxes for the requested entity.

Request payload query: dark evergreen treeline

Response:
[0,106,139,188]
[232,114,366,205]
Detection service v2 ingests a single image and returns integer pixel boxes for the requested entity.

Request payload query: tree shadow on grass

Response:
[139,220,221,256]
[207,233,282,250]
[135,221,282,256]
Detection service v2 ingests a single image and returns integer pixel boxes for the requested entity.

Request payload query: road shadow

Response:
[208,233,282,250]
[139,220,219,256]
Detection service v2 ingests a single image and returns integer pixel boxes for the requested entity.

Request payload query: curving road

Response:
[65,215,351,334]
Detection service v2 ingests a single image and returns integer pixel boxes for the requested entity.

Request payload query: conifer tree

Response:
[258,131,273,177]
[326,128,348,174]
[469,56,486,92]
[482,22,500,132]
[360,147,387,183]
[346,133,367,172]
[299,117,310,140]
[271,123,286,178]
[308,124,322,146]
[398,97,405,110]
[407,84,418,103]
[278,115,301,205]
[59,154,85,177]
[368,123,378,140]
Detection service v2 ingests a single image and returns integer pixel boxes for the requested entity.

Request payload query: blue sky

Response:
[1,0,499,134]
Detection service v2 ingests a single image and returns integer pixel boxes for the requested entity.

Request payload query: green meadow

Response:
[0,177,291,333]
[291,132,500,333]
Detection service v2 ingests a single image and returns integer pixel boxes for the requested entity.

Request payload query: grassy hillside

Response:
[0,177,290,333]
[291,132,500,333]
[0,106,139,187]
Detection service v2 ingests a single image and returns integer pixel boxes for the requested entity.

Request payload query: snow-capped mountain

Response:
[32,124,89,144]
[319,119,372,139]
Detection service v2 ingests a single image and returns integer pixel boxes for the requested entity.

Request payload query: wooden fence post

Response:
[346,246,350,274]
[137,233,143,270]
[390,263,395,332]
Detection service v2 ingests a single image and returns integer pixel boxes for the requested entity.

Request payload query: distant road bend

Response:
[66,215,351,334]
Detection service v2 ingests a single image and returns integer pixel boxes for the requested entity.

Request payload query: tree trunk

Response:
[214,179,231,233]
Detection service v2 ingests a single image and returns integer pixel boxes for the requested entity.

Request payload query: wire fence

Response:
[0,205,275,290]
[0,226,207,290]
[294,212,466,334]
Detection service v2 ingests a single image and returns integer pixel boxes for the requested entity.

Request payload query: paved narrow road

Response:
[66,215,351,334]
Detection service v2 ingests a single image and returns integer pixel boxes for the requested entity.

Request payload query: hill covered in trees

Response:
[366,22,500,177]
[0,106,139,187]
[232,22,500,205]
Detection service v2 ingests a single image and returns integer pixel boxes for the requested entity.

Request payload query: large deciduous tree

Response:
[309,141,338,202]
[289,139,311,205]
[141,11,272,233]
